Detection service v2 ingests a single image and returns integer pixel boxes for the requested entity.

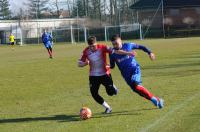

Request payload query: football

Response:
[80,107,92,120]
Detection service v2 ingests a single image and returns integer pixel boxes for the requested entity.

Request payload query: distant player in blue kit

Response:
[109,35,164,109]
[42,30,53,59]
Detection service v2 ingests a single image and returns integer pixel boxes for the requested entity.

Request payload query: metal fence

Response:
[0,23,142,45]
[1,7,200,45]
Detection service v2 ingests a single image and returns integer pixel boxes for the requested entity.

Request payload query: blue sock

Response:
[151,96,158,106]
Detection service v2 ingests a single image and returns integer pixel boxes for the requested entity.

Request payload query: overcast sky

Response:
[9,0,70,15]
[10,0,30,14]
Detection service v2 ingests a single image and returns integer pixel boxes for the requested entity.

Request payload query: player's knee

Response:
[90,91,99,99]
[130,83,138,92]
[92,95,104,104]
[91,93,101,101]
[108,92,114,96]
[107,88,115,96]
[91,91,99,97]
[133,82,138,87]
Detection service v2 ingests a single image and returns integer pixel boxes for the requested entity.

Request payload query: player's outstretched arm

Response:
[135,44,155,60]
[114,50,135,56]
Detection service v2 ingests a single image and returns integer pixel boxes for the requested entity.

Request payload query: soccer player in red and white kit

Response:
[78,36,134,113]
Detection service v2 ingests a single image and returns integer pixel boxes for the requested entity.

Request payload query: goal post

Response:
[104,23,143,41]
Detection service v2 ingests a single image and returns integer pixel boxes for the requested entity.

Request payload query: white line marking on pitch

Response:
[140,92,200,132]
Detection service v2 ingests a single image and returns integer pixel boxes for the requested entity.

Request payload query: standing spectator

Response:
[9,34,15,49]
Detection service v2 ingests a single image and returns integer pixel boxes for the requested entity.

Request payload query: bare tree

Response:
[69,0,140,25]
[55,0,60,17]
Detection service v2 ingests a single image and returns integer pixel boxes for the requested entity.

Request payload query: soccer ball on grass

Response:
[80,107,92,120]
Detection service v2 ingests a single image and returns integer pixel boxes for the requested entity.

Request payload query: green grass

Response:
[0,37,200,132]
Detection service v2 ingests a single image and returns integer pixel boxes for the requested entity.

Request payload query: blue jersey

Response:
[109,43,151,84]
[42,32,52,47]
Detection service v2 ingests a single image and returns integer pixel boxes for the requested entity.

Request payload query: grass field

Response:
[0,37,200,132]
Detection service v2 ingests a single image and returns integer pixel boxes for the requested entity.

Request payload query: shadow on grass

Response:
[91,108,157,119]
[0,114,80,124]
[0,108,157,124]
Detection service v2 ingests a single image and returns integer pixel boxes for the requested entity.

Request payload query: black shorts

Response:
[89,74,117,96]
[89,74,117,104]
[10,42,14,45]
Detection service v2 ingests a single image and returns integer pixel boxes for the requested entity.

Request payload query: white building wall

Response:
[0,18,85,38]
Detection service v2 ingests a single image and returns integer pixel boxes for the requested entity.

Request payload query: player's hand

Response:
[128,51,137,56]
[106,65,110,69]
[149,53,155,61]
[78,60,89,67]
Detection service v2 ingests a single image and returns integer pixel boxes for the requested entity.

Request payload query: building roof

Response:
[130,0,200,9]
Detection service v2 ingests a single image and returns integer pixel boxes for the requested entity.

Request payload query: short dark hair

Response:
[87,36,96,45]
[110,34,121,42]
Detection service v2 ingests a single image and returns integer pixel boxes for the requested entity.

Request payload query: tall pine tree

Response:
[0,0,11,19]
[72,0,86,18]
[26,0,50,19]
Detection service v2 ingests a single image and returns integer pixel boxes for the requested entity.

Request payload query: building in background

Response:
[130,0,200,38]
[0,18,85,44]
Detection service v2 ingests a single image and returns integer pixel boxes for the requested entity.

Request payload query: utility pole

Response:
[77,3,79,43]
[161,0,166,38]
[36,2,39,44]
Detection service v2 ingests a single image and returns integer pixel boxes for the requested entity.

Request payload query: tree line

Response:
[0,0,140,25]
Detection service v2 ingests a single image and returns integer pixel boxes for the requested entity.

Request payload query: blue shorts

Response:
[123,64,142,90]
[44,42,52,48]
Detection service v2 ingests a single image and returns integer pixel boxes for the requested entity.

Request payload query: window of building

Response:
[169,9,180,16]
[196,8,200,14]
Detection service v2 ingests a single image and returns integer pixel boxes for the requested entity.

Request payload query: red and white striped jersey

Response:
[79,44,113,76]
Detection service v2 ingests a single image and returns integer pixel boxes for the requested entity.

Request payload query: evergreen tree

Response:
[72,0,86,17]
[0,0,11,19]
[26,0,50,19]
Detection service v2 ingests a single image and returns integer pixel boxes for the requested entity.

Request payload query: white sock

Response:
[102,101,111,109]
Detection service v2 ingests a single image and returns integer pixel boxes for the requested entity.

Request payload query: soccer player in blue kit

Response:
[109,35,164,109]
[42,30,53,59]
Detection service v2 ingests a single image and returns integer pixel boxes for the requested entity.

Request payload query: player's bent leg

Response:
[46,47,52,58]
[130,66,148,98]
[129,66,164,109]
[133,84,153,100]
[49,46,53,57]
[90,88,112,113]
[132,83,164,109]
[105,84,118,96]
[112,84,119,95]
[46,47,50,56]
[49,49,53,57]
[102,74,118,96]
[89,82,104,105]
[90,85,111,112]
